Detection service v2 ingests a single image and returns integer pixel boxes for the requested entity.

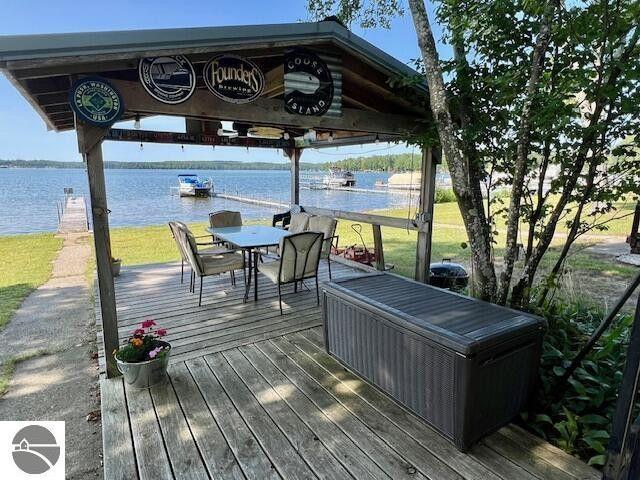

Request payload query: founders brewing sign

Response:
[284,49,334,116]
[69,76,124,126]
[139,55,196,104]
[203,55,265,104]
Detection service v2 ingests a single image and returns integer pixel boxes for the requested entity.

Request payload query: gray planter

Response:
[116,341,171,389]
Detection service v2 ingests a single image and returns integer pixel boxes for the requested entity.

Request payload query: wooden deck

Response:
[99,261,599,480]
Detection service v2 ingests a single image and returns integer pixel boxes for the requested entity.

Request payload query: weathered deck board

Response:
[184,358,278,480]
[149,379,210,480]
[168,362,245,480]
[100,378,137,480]
[99,261,600,480]
[267,336,462,480]
[222,348,353,479]
[96,260,357,369]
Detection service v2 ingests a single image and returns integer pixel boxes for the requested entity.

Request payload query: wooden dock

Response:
[98,261,599,480]
[57,195,89,233]
[212,192,289,210]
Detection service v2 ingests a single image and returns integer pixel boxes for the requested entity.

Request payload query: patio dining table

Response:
[206,225,291,302]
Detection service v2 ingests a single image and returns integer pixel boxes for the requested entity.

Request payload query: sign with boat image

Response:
[203,54,265,104]
[284,49,336,116]
[139,55,196,104]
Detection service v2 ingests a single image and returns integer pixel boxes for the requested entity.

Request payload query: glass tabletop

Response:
[206,225,291,248]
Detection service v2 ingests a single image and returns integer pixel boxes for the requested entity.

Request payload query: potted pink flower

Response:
[114,319,171,389]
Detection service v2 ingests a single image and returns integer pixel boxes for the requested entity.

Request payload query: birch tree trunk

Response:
[497,5,555,304]
[408,0,497,300]
[510,27,640,306]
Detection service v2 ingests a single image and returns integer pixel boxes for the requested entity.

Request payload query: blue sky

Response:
[0,0,445,164]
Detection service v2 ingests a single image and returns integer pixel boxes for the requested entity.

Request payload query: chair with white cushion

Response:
[307,215,338,280]
[257,231,324,315]
[168,221,231,288]
[181,228,245,306]
[287,212,311,233]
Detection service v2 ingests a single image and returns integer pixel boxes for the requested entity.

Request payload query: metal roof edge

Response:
[0,20,426,90]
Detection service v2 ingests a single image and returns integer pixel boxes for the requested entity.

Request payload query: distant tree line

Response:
[325,152,428,172]
[0,153,429,172]
[0,159,295,170]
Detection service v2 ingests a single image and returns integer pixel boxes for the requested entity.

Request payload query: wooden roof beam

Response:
[11,59,138,80]
[111,79,424,136]
[36,91,69,106]
[263,64,284,98]
[342,56,427,115]
[43,104,71,114]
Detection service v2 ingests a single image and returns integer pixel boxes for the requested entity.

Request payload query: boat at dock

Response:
[323,168,356,187]
[177,174,213,197]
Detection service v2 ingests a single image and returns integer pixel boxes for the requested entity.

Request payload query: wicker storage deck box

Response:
[322,273,545,451]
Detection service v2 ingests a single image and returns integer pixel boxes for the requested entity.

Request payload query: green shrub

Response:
[434,188,456,204]
[521,298,633,467]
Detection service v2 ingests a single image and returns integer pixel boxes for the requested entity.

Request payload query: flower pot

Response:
[111,259,121,277]
[116,341,171,389]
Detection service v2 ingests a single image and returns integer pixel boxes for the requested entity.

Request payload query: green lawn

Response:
[425,197,637,236]
[0,233,62,330]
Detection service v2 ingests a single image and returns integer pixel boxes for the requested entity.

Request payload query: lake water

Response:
[0,168,417,235]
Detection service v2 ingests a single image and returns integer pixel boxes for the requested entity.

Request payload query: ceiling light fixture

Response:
[375,133,380,144]
[328,131,334,142]
[133,114,141,130]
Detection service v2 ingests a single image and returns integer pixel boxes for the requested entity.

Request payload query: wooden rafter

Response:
[109,79,423,136]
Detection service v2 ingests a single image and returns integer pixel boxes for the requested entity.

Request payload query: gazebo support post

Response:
[78,123,120,378]
[286,147,302,206]
[415,147,440,283]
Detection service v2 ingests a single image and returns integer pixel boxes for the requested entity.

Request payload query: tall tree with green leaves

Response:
[308,0,640,306]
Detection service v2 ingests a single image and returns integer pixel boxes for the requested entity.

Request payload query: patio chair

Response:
[209,210,242,238]
[168,221,231,286]
[287,212,312,233]
[257,231,324,315]
[307,215,339,280]
[181,228,245,306]
[272,210,291,229]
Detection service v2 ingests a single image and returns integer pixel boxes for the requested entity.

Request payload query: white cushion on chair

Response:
[288,213,311,233]
[200,252,245,275]
[308,215,337,256]
[257,260,281,283]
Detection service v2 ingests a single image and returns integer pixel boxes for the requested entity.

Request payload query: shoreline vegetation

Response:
[0,153,435,172]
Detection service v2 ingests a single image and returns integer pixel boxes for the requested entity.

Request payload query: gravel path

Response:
[0,232,102,479]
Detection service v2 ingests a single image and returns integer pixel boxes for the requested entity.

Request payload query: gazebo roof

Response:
[0,19,429,145]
